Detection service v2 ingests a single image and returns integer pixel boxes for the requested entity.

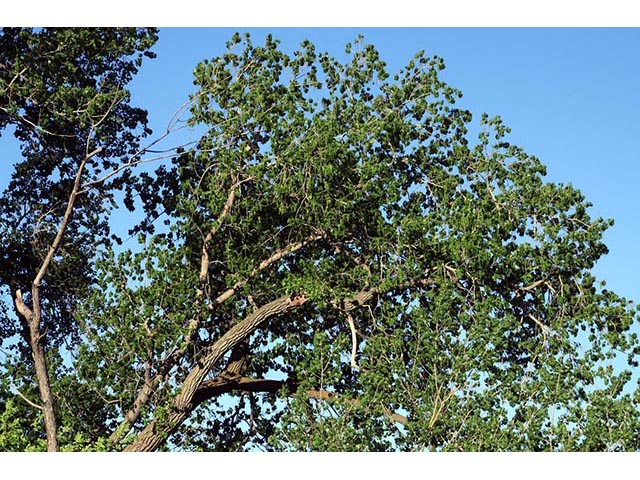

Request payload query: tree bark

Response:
[122,280,431,451]
[30,328,59,452]
[14,289,59,451]
[124,293,307,451]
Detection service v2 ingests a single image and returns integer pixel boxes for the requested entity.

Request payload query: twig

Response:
[213,231,325,305]
[0,106,76,138]
[12,385,44,411]
[528,314,549,333]
[346,313,359,370]
[521,279,545,292]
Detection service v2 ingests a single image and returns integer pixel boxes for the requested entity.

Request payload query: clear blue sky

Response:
[2,28,639,304]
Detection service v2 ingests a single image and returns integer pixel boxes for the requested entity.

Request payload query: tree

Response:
[1,31,639,452]
[0,27,158,451]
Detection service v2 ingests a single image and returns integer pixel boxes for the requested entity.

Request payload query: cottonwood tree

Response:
[2,31,640,451]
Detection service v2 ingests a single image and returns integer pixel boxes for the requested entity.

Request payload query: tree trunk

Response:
[14,288,59,451]
[30,325,59,452]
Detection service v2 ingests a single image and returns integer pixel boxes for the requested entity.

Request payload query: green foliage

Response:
[1,31,639,452]
[0,384,46,451]
[0,27,158,349]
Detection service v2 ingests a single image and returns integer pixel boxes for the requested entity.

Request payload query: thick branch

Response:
[123,294,307,452]
[191,376,408,426]
[110,233,325,446]
[124,277,435,451]
[173,293,308,412]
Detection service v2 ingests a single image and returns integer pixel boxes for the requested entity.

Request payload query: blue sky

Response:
[1,27,639,305]
[121,27,640,303]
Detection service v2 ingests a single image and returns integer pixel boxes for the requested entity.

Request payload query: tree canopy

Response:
[1,29,639,452]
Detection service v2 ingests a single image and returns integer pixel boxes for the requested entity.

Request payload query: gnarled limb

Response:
[124,293,307,451]
[110,232,325,446]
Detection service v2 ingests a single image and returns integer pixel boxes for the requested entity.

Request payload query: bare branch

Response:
[3,66,28,92]
[80,92,209,192]
[78,134,195,192]
[214,231,326,305]
[0,106,76,138]
[12,385,44,411]
[33,147,102,291]
[521,279,545,292]
[14,289,33,321]
[90,84,124,142]
[346,313,359,370]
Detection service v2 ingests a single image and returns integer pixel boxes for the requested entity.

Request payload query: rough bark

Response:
[14,289,58,451]
[30,328,59,451]
[120,280,436,451]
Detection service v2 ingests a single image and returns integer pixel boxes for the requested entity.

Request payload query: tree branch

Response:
[213,231,326,305]
[12,385,44,411]
[172,293,309,412]
[520,278,545,293]
[123,277,436,451]
[303,389,408,426]
[0,106,77,138]
[23,145,103,453]
[199,179,240,286]
[80,92,213,192]
[346,312,358,369]
[110,232,325,445]
[13,289,33,321]
[191,376,408,426]
[33,147,102,291]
